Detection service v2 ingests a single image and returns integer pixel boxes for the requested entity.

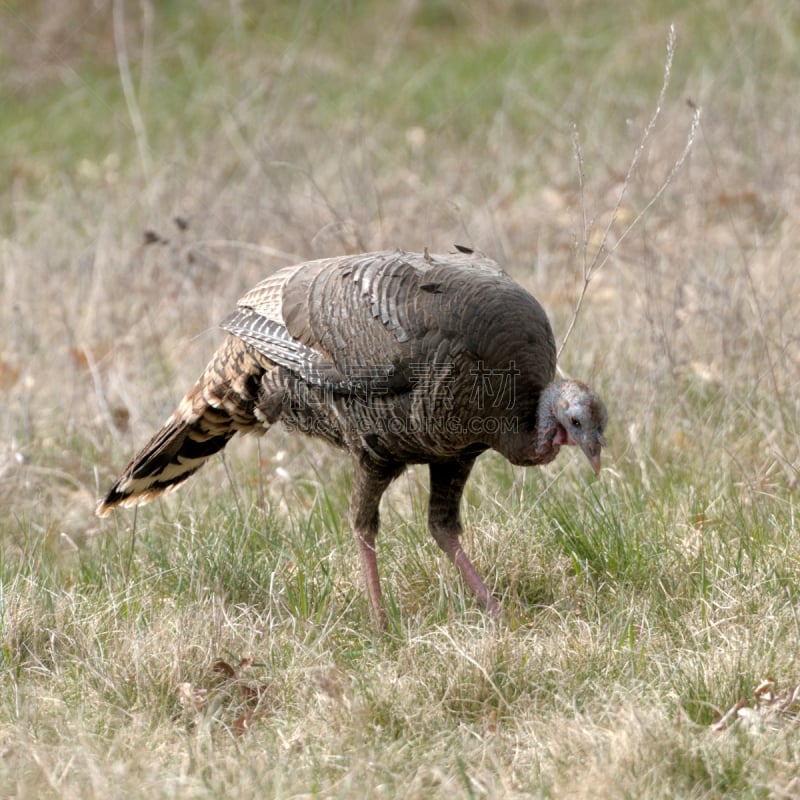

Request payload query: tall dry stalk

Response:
[558,24,702,361]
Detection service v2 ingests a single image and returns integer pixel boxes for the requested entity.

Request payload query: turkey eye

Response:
[571,417,581,428]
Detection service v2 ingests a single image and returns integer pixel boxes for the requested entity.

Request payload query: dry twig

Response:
[559,24,702,359]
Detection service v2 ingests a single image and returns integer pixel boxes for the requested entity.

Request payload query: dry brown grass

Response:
[1,1,799,797]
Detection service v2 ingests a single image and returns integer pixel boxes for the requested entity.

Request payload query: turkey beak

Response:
[580,434,605,476]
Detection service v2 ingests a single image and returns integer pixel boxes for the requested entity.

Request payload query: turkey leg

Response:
[428,459,502,618]
[349,461,402,628]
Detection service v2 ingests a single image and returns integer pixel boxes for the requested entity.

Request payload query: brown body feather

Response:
[98,249,607,626]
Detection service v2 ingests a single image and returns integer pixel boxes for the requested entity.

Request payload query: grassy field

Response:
[2,0,800,796]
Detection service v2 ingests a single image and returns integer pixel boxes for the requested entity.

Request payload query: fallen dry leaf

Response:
[212,660,237,680]
[174,656,276,737]
[711,678,800,734]
[232,709,266,737]
[177,682,207,716]
[0,359,20,390]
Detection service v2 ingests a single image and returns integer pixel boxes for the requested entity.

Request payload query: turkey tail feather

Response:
[97,335,266,517]
[96,411,236,516]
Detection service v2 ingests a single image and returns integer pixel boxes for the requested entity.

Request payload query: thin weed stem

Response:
[559,25,701,360]
[113,0,153,200]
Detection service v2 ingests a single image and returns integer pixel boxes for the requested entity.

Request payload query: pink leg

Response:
[354,530,386,628]
[429,459,502,618]
[349,462,402,630]
[431,529,502,618]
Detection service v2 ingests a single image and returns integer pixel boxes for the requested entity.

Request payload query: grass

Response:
[2,0,800,796]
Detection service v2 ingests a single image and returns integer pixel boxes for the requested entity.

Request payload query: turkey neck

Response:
[493,379,563,468]
[531,380,567,465]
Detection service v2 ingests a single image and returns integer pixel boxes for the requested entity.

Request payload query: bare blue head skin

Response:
[538,380,608,474]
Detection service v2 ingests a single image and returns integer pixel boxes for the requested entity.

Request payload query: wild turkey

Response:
[98,248,607,625]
